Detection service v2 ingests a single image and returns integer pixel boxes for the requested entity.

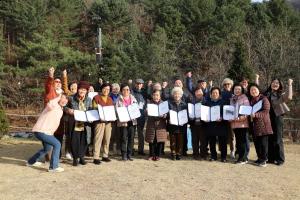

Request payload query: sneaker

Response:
[48,167,64,173]
[258,161,267,167]
[122,156,127,161]
[93,159,101,165]
[148,156,154,161]
[209,158,216,162]
[127,156,133,161]
[26,161,43,167]
[155,157,160,161]
[171,155,176,160]
[65,153,73,160]
[275,160,284,166]
[221,159,227,163]
[175,155,181,160]
[73,159,78,166]
[230,151,235,159]
[254,159,261,164]
[236,160,247,165]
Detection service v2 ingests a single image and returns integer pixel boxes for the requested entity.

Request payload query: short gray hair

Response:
[111,83,120,91]
[171,87,183,97]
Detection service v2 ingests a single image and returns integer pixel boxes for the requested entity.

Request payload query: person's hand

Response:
[251,113,255,118]
[68,109,74,115]
[288,79,293,86]
[148,80,152,87]
[209,80,213,87]
[162,81,168,89]
[63,69,67,77]
[49,67,55,78]
[186,71,192,78]
[255,74,260,80]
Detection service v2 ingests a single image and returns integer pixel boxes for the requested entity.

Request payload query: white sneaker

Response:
[230,151,235,159]
[48,167,64,173]
[26,161,43,167]
[65,153,73,160]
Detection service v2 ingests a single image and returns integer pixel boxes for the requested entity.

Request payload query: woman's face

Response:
[152,91,161,103]
[174,80,183,88]
[102,86,110,96]
[54,78,62,90]
[271,79,280,91]
[70,83,77,94]
[223,83,232,92]
[240,80,248,89]
[112,86,120,94]
[234,86,242,96]
[89,86,94,93]
[250,86,260,97]
[122,86,130,97]
[153,83,162,91]
[211,89,220,100]
[173,91,181,102]
[58,95,68,107]
[194,89,203,99]
[78,88,87,98]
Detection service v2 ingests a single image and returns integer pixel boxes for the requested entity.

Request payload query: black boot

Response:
[79,157,87,165]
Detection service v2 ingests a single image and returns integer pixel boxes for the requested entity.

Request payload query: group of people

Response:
[27,67,293,172]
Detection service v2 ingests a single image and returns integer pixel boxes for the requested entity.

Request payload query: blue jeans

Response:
[28,132,61,169]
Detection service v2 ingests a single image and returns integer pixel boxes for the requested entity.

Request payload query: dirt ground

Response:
[0,137,299,200]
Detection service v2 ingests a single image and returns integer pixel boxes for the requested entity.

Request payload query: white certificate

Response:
[86,110,100,122]
[200,105,210,122]
[178,109,188,126]
[128,103,141,119]
[158,101,169,115]
[210,106,220,122]
[147,104,159,117]
[103,106,117,121]
[98,105,117,121]
[88,92,98,100]
[223,105,235,121]
[188,103,195,119]
[239,105,252,115]
[169,110,179,125]
[116,107,130,122]
[194,103,202,119]
[252,100,263,114]
[74,110,87,122]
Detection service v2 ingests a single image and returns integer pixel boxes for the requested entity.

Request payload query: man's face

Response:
[135,83,143,90]
[200,82,207,89]
[174,80,183,88]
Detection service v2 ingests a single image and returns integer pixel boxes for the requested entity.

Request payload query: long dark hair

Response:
[265,78,284,97]
[231,83,245,95]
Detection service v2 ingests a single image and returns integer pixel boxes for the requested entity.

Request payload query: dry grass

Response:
[0,137,300,200]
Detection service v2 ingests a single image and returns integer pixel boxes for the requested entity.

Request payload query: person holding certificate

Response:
[65,81,92,166]
[203,87,228,162]
[188,86,207,160]
[264,78,293,166]
[92,83,114,165]
[167,87,188,160]
[229,84,250,164]
[249,84,273,167]
[116,83,139,161]
[145,90,168,161]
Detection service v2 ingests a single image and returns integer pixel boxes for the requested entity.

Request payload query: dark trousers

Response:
[170,132,183,156]
[149,132,163,157]
[183,131,188,154]
[253,135,268,162]
[268,115,285,163]
[136,116,146,153]
[234,128,248,161]
[54,134,64,158]
[109,121,121,152]
[191,125,208,158]
[207,135,227,160]
[71,131,87,159]
[120,123,135,158]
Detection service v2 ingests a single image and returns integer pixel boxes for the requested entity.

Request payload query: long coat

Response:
[145,100,168,143]
[251,95,273,137]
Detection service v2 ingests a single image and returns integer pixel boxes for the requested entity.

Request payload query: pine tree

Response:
[228,41,254,82]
